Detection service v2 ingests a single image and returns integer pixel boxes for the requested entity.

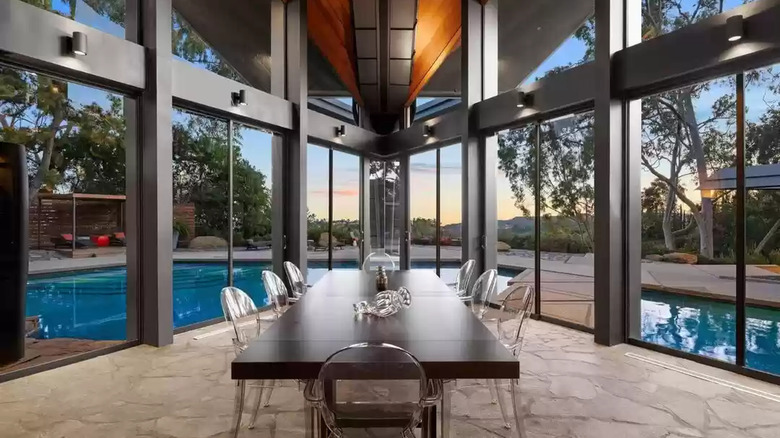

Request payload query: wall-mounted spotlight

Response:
[516,90,533,108]
[335,125,346,137]
[231,89,247,106]
[423,125,434,138]
[70,31,88,56]
[726,14,744,42]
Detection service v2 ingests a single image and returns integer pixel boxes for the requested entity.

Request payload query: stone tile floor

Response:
[1,317,779,438]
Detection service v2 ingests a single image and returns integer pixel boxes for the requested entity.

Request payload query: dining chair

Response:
[461,269,498,320]
[283,261,312,302]
[220,287,276,437]
[304,342,441,437]
[362,251,397,272]
[262,270,294,319]
[491,285,535,435]
[447,259,476,299]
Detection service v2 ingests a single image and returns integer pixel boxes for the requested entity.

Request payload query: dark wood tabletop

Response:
[231,269,520,380]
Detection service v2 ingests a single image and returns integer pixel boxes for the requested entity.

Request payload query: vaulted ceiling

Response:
[172,0,593,134]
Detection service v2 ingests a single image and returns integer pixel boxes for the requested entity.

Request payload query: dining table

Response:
[232,269,519,437]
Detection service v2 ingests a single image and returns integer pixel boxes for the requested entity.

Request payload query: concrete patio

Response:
[1,315,779,438]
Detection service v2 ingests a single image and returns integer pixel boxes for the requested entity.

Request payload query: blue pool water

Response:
[26,262,780,375]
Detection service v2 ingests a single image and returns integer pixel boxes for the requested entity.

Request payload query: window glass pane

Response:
[19,0,127,38]
[523,19,594,85]
[637,76,737,364]
[172,109,230,328]
[1,66,134,374]
[497,127,536,306]
[332,150,361,269]
[539,112,595,328]
[231,124,273,307]
[414,98,461,122]
[410,150,437,273]
[637,0,755,45]
[440,144,462,284]
[307,144,330,283]
[744,63,780,376]
[369,160,403,258]
[172,11,249,85]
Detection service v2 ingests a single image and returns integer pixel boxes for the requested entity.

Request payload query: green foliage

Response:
[173,220,190,239]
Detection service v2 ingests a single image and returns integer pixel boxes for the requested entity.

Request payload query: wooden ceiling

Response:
[307,0,462,114]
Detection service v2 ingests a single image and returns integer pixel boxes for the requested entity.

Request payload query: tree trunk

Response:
[755,218,780,254]
[28,108,65,204]
[681,88,714,258]
[662,119,683,251]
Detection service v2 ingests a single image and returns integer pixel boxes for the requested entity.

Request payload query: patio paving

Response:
[1,317,778,437]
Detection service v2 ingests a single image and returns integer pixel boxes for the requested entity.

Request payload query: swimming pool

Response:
[26,263,780,375]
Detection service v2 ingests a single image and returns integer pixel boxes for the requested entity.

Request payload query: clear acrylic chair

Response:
[491,285,535,435]
[283,261,311,302]
[220,287,275,437]
[462,269,498,320]
[262,270,293,319]
[304,342,441,437]
[447,259,476,299]
[362,251,397,272]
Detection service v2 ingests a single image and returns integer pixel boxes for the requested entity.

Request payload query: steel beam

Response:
[593,0,626,346]
[308,110,382,156]
[139,0,174,347]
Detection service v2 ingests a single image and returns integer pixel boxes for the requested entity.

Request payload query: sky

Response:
[30,0,773,224]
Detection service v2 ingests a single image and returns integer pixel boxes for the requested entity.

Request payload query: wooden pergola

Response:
[34,193,127,253]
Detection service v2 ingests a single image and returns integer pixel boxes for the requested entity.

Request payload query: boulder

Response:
[645,254,664,262]
[663,252,698,264]
[496,241,512,252]
[318,232,343,248]
[188,236,228,249]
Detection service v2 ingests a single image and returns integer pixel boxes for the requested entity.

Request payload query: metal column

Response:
[139,0,174,347]
[593,0,628,346]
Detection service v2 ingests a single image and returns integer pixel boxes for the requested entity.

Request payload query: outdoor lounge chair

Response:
[246,239,271,250]
[109,232,126,246]
[51,234,91,249]
[246,239,259,250]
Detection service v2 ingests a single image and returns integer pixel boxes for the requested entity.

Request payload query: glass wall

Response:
[307,145,362,283]
[523,18,594,85]
[538,113,596,328]
[410,150,438,274]
[440,144,463,283]
[636,75,739,364]
[1,65,135,374]
[231,124,274,308]
[369,160,403,258]
[19,0,128,39]
[744,63,780,376]
[497,126,537,303]
[331,150,361,269]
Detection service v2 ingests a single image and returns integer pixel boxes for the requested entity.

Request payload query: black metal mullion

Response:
[534,123,542,316]
[735,72,746,367]
[228,120,234,286]
[436,148,441,276]
[328,147,334,271]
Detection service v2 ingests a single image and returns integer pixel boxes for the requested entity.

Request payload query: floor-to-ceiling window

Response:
[409,144,462,278]
[369,160,403,261]
[307,145,362,283]
[172,111,275,328]
[410,150,438,274]
[231,123,274,308]
[1,65,137,374]
[19,0,129,39]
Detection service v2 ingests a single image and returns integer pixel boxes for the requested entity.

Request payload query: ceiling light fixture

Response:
[71,31,88,56]
[726,15,744,42]
[516,91,533,108]
[231,90,247,106]
[423,125,434,138]
[335,125,346,137]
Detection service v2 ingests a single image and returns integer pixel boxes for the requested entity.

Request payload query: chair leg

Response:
[510,378,525,438]
[232,380,246,438]
[261,379,275,407]
[487,379,499,404]
[441,380,452,438]
[494,379,512,429]
[248,385,264,429]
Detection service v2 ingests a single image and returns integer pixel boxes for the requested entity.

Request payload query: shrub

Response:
[746,252,770,265]
[641,241,668,257]
[768,249,780,265]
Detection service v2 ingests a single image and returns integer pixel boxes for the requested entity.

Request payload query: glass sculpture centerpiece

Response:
[353,287,412,317]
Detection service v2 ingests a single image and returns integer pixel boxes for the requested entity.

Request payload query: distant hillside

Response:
[442,215,579,238]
